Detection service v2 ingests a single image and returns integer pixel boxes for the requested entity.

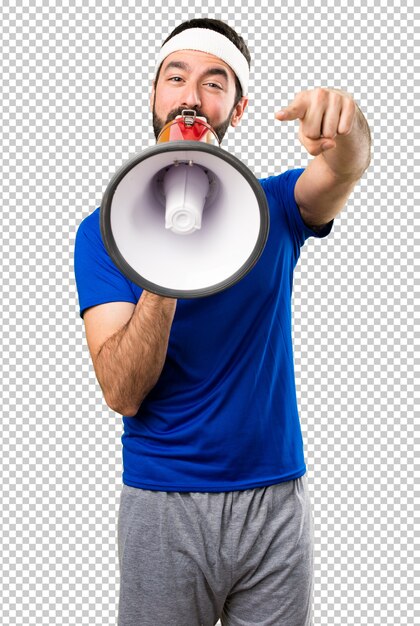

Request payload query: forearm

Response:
[95,291,177,416]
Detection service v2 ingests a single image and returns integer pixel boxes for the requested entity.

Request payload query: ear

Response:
[231,97,249,127]
[149,79,156,113]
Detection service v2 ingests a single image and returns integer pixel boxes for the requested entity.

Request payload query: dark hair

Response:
[155,18,251,106]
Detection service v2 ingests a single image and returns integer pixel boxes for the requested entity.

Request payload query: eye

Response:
[206,82,222,90]
[168,76,183,83]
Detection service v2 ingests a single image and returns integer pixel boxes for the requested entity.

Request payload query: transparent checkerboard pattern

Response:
[1,0,417,624]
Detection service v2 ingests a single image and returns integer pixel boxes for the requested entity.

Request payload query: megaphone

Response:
[100,110,269,298]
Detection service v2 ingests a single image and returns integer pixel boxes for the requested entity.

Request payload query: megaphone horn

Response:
[100,110,269,299]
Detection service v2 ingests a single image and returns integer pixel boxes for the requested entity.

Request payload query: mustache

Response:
[165,106,208,124]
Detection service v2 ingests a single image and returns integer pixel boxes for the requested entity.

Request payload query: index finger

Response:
[275,95,307,121]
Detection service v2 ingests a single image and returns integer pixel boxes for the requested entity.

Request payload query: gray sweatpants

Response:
[117,474,314,626]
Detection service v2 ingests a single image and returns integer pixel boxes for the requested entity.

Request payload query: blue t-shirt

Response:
[74,167,333,492]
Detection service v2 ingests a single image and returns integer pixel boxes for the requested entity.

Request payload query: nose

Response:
[181,82,201,109]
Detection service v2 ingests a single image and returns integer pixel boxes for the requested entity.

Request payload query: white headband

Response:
[155,28,249,97]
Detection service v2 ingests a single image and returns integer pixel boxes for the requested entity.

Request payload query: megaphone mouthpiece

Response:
[175,109,204,126]
[158,112,218,145]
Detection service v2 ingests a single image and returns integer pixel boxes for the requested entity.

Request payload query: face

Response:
[150,49,248,143]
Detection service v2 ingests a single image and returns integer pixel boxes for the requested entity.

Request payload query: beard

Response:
[152,98,236,144]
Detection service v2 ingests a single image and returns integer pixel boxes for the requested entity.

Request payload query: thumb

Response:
[321,140,336,151]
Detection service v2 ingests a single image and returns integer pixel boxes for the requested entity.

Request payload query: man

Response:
[74,18,371,626]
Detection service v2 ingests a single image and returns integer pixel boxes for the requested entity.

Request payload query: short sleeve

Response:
[73,208,139,319]
[259,168,334,247]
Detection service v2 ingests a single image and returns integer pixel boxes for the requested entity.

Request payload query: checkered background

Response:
[1,0,417,624]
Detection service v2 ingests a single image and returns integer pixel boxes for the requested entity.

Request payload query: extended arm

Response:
[276,88,372,226]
